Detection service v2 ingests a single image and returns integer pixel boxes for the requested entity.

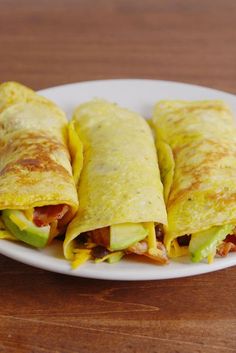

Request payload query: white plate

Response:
[0,79,236,280]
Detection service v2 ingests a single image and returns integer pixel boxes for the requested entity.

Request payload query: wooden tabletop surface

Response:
[1,1,236,352]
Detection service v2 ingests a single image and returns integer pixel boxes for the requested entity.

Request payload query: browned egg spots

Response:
[0,132,70,181]
[167,138,233,207]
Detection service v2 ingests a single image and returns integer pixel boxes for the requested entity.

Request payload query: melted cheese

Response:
[9,213,28,231]
[24,208,34,221]
[169,240,189,258]
[68,120,83,185]
[72,249,91,269]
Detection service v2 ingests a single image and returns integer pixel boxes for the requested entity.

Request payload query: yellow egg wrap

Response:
[0,82,79,237]
[152,100,236,254]
[64,100,167,259]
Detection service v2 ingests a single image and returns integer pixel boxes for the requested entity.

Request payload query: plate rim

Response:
[38,78,236,99]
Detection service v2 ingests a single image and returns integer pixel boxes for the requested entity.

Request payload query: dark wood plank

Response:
[0,257,235,353]
[0,0,236,352]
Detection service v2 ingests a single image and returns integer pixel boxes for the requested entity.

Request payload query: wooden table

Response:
[0,1,236,352]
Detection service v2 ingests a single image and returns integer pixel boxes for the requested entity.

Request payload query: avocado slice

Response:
[2,209,50,248]
[94,251,124,264]
[107,251,124,264]
[110,223,148,251]
[189,224,234,263]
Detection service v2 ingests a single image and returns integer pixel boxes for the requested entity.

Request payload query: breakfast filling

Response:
[1,205,69,248]
[72,223,168,267]
[174,226,236,262]
[216,234,236,256]
[33,204,69,227]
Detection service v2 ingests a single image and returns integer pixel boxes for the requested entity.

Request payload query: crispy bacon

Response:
[128,241,168,264]
[128,241,148,255]
[217,234,236,257]
[33,204,69,227]
[217,242,236,257]
[225,234,236,245]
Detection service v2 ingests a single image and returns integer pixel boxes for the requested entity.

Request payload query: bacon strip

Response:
[217,234,236,257]
[33,204,69,227]
[217,242,236,257]
[128,241,168,264]
[225,234,236,245]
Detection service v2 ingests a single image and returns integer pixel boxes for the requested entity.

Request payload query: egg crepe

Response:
[0,82,79,248]
[64,99,168,267]
[152,100,236,262]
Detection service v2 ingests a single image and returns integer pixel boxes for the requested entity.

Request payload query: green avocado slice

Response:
[2,209,50,248]
[110,223,148,251]
[189,224,234,263]
[107,251,124,264]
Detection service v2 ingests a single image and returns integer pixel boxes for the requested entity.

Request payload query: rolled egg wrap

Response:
[64,99,168,267]
[152,100,236,262]
[0,82,79,247]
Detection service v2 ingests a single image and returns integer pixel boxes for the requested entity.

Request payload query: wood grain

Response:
[0,1,236,352]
